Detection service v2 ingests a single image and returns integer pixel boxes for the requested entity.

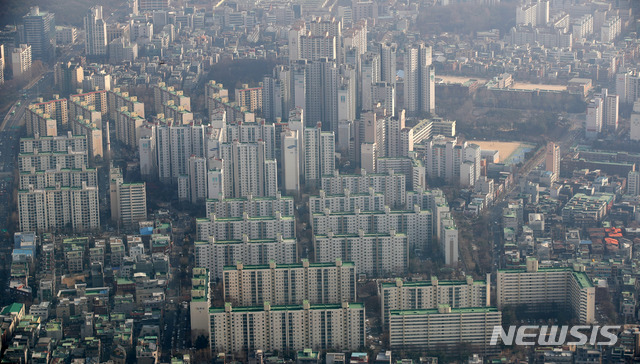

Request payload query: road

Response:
[489,117,583,273]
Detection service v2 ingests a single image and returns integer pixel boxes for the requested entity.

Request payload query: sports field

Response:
[469,141,535,165]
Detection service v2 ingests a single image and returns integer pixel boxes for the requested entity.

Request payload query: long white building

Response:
[389,306,501,354]
[18,182,99,232]
[309,188,386,214]
[205,193,294,218]
[311,206,432,251]
[153,82,190,113]
[314,231,408,276]
[321,170,406,208]
[497,258,595,324]
[194,235,297,279]
[209,301,365,354]
[223,259,356,306]
[19,167,97,190]
[380,275,490,327]
[196,213,295,241]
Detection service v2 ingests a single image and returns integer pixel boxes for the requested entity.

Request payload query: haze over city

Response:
[0,0,638,362]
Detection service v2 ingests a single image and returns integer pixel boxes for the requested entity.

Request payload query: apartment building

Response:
[196,212,295,241]
[314,231,408,276]
[71,116,103,160]
[309,188,385,214]
[18,182,99,232]
[205,193,294,218]
[380,275,490,327]
[190,267,210,341]
[209,301,365,353]
[107,88,144,120]
[497,258,595,324]
[25,107,57,137]
[27,98,68,133]
[321,170,406,208]
[222,259,356,306]
[311,206,432,251]
[389,306,501,354]
[194,235,297,279]
[19,167,97,190]
[153,82,190,113]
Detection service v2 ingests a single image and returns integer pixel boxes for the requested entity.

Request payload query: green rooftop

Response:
[210,302,364,314]
[1,303,24,315]
[223,261,355,270]
[389,306,498,316]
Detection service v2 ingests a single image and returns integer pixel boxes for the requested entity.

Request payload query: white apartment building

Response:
[190,267,210,341]
[405,187,449,238]
[299,33,337,61]
[19,152,88,171]
[632,101,640,141]
[225,122,277,159]
[162,101,193,125]
[84,6,107,56]
[586,94,603,138]
[215,140,278,198]
[11,44,32,78]
[312,206,432,251]
[321,170,406,208]
[205,193,294,218]
[281,129,300,194]
[68,99,102,130]
[389,306,501,354]
[404,43,434,116]
[376,157,426,191]
[139,133,156,178]
[314,231,408,276]
[194,235,297,279]
[19,133,88,171]
[71,116,103,161]
[196,213,295,241]
[234,84,263,113]
[115,108,145,149]
[372,82,395,116]
[223,259,356,306]
[18,182,99,232]
[381,275,490,327]
[304,124,335,185]
[155,120,206,183]
[497,258,595,324]
[25,107,57,137]
[440,212,458,265]
[109,166,147,225]
[309,188,385,214]
[19,167,97,190]
[360,52,379,112]
[209,301,365,354]
[153,82,190,113]
[28,98,69,132]
[378,42,396,85]
[107,88,144,120]
[545,141,560,178]
[180,156,207,204]
[628,171,640,196]
[423,136,481,187]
